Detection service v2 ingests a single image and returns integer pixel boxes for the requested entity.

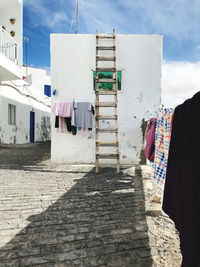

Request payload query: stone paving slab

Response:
[0,143,155,267]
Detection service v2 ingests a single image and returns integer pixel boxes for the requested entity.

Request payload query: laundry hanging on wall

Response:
[151,108,174,185]
[53,101,76,135]
[72,102,94,130]
[53,101,94,135]
[162,92,200,267]
[144,118,157,162]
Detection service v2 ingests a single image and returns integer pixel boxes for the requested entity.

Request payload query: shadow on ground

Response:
[0,167,153,267]
[0,142,50,169]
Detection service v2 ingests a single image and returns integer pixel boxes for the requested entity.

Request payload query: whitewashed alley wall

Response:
[51,34,162,165]
[23,67,51,94]
[0,84,51,144]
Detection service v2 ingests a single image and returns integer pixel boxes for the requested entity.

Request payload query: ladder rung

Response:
[96,153,119,159]
[96,56,116,61]
[96,68,116,72]
[96,115,117,120]
[96,46,116,50]
[96,141,118,147]
[96,90,117,95]
[95,102,117,107]
[96,128,118,133]
[96,79,116,83]
[97,35,114,39]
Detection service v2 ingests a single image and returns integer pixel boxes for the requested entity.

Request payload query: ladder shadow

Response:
[0,167,153,267]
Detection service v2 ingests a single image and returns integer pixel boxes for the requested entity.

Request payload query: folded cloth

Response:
[53,102,73,117]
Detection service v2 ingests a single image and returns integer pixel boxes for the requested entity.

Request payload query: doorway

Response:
[30,111,35,143]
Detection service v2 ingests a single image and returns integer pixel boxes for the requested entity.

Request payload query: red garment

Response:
[145,118,157,162]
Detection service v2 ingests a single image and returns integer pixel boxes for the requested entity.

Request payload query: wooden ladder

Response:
[95,29,120,173]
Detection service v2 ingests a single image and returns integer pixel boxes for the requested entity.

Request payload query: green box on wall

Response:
[93,71,122,91]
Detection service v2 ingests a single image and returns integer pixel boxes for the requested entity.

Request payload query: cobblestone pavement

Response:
[0,143,160,266]
[0,142,50,168]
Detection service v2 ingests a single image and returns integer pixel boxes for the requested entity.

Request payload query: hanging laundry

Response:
[53,101,77,134]
[72,102,94,129]
[145,118,157,162]
[55,116,59,128]
[162,92,200,267]
[59,117,69,134]
[152,108,173,185]
[53,102,73,117]
[64,118,72,132]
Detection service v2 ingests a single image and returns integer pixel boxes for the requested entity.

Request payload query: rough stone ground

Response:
[141,167,182,267]
[0,142,181,266]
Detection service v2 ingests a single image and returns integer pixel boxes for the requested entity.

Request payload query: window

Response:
[44,85,51,97]
[8,104,16,125]
[93,71,122,91]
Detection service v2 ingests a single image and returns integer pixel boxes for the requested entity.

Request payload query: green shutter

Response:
[93,71,121,91]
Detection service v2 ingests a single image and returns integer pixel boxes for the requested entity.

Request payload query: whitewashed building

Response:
[50,34,162,165]
[0,0,51,145]
[23,66,51,97]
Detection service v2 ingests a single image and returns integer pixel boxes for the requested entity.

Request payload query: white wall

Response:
[23,67,51,94]
[0,85,51,145]
[0,53,22,81]
[0,0,22,66]
[50,34,162,165]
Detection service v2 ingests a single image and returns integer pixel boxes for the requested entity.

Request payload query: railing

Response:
[0,27,20,66]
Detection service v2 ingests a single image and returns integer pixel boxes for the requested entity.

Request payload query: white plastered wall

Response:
[0,0,22,66]
[0,85,51,145]
[23,67,51,94]
[51,34,162,165]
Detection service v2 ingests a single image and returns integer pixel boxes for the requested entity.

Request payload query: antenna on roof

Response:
[76,0,78,34]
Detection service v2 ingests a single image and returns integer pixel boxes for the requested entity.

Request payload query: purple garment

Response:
[145,118,157,162]
[53,102,73,117]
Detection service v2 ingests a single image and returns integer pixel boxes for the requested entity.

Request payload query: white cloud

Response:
[23,0,69,32]
[162,61,200,108]
[68,0,128,33]
[23,0,200,41]
[117,0,200,41]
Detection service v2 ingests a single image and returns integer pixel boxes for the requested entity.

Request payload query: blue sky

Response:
[23,0,200,71]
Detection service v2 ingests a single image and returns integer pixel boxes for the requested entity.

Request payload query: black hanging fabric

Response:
[162,92,200,267]
[55,116,59,128]
[72,126,77,135]
[64,118,72,132]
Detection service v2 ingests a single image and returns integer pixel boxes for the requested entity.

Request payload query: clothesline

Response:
[145,107,174,185]
[53,101,94,136]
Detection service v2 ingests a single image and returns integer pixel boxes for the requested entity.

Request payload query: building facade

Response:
[50,34,162,165]
[23,66,51,97]
[0,0,51,145]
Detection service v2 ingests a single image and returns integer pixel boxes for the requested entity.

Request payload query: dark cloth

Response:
[92,105,95,115]
[64,117,72,132]
[162,92,200,267]
[72,126,77,135]
[64,117,77,135]
[55,116,59,128]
